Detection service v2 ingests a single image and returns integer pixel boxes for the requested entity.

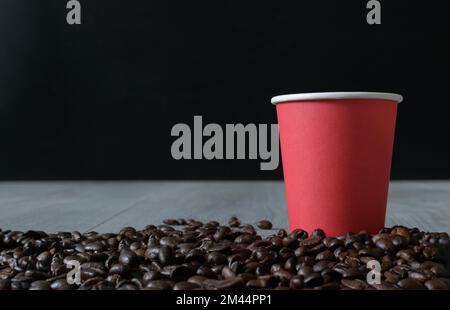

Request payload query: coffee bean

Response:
[109,263,129,276]
[424,279,449,290]
[341,279,368,290]
[173,281,200,290]
[29,280,51,290]
[0,279,11,290]
[208,243,230,253]
[203,277,244,289]
[257,220,273,230]
[161,265,193,282]
[315,282,340,290]
[50,279,73,290]
[0,222,448,291]
[290,229,308,240]
[397,278,426,290]
[163,219,180,226]
[246,278,270,289]
[375,239,395,253]
[315,250,334,261]
[391,226,411,242]
[118,249,138,267]
[84,242,105,252]
[408,271,430,282]
[323,237,344,250]
[158,245,173,265]
[187,275,208,286]
[273,270,293,282]
[358,248,384,258]
[289,275,304,289]
[312,229,326,238]
[145,280,174,290]
[228,217,240,228]
[36,251,51,265]
[221,266,236,279]
[299,236,322,247]
[304,272,323,288]
[370,281,400,290]
[197,266,217,279]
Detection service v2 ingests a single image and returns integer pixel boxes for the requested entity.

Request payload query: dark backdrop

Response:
[0,0,449,180]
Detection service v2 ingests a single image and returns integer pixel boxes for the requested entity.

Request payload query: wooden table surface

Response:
[0,181,449,233]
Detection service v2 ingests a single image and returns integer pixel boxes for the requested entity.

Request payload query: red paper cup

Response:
[272,92,403,236]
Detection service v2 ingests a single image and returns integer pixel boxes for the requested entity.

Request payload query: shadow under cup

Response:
[272,92,403,236]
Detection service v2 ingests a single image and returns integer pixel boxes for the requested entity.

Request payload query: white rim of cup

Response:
[271,92,403,105]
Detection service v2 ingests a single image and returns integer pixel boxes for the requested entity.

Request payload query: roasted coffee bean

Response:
[290,229,308,240]
[221,266,236,279]
[304,272,323,288]
[161,265,193,282]
[145,280,174,290]
[50,279,73,290]
[392,235,408,248]
[313,261,331,273]
[312,229,326,239]
[273,270,293,282]
[241,224,256,235]
[424,279,449,290]
[375,238,395,253]
[358,248,384,258]
[0,279,11,290]
[246,278,270,289]
[257,220,273,230]
[391,226,411,242]
[109,263,129,276]
[323,237,344,250]
[289,275,304,289]
[163,219,180,226]
[397,278,426,290]
[207,252,227,265]
[84,242,105,252]
[234,234,256,244]
[0,222,449,290]
[158,245,173,265]
[36,251,51,265]
[299,236,322,247]
[238,273,256,283]
[188,275,208,286]
[118,249,138,267]
[203,277,244,289]
[160,236,179,247]
[29,280,51,290]
[208,243,230,253]
[228,217,240,228]
[316,250,334,261]
[173,281,200,290]
[197,266,217,279]
[341,279,368,290]
[408,271,430,282]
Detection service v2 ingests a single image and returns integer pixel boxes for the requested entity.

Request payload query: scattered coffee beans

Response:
[0,222,449,290]
[257,220,273,230]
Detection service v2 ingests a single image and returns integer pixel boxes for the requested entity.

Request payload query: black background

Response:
[0,0,449,180]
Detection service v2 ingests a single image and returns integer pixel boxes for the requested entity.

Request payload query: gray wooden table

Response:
[0,181,449,233]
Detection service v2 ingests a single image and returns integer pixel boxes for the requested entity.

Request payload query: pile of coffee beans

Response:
[1,219,449,290]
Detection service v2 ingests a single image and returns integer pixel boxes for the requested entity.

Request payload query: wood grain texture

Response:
[0,181,449,233]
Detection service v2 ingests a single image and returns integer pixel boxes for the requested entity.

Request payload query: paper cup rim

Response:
[271,92,403,105]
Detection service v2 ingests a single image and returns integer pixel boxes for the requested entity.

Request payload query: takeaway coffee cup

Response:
[272,92,403,236]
